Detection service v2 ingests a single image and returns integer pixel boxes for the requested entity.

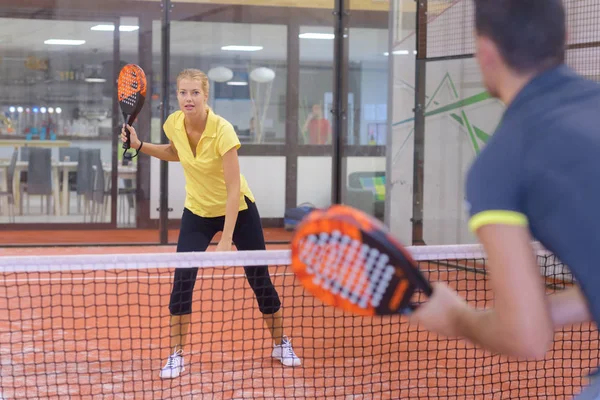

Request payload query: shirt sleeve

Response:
[216,122,241,157]
[465,131,529,232]
[162,112,176,141]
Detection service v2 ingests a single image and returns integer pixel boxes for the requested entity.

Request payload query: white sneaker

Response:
[272,336,302,367]
[159,348,185,379]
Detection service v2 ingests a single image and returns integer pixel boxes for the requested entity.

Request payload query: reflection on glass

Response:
[158,22,287,145]
[148,21,289,223]
[299,26,334,145]
[342,27,389,221]
[0,17,123,224]
[296,25,334,210]
[301,103,332,145]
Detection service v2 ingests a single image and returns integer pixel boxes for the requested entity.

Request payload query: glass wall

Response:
[342,26,389,223]
[152,18,290,224]
[297,23,335,209]
[0,17,117,225]
[387,0,420,244]
[0,0,390,245]
[390,0,600,246]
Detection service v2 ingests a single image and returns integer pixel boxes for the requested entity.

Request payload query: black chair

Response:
[0,148,18,222]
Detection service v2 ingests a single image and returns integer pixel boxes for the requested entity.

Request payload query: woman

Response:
[121,68,301,379]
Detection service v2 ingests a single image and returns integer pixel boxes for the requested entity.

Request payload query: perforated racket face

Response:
[291,205,428,316]
[118,64,147,117]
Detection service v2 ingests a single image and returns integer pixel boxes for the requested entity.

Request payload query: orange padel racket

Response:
[291,204,433,316]
[118,64,147,158]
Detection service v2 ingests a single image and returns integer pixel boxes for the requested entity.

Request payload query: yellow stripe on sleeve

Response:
[468,210,528,232]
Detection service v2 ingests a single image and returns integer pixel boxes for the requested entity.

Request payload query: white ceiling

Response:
[0,17,412,64]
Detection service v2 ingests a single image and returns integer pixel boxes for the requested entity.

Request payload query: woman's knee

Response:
[168,267,198,315]
[244,265,281,314]
[258,298,281,315]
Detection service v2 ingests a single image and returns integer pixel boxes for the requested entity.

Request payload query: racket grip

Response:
[122,125,131,150]
[400,302,419,316]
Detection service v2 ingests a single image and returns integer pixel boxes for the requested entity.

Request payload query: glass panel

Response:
[297,23,335,210]
[117,16,140,228]
[388,0,418,243]
[0,17,115,225]
[151,11,290,227]
[167,21,287,145]
[421,58,503,245]
[298,25,334,146]
[342,26,389,222]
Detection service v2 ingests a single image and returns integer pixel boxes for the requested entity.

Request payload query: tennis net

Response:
[0,244,596,399]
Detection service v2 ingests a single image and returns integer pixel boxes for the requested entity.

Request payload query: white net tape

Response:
[0,242,556,273]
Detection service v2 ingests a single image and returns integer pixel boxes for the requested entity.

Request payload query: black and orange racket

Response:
[118,64,147,159]
[291,204,433,316]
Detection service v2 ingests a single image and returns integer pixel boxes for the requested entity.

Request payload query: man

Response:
[302,103,331,145]
[410,1,600,398]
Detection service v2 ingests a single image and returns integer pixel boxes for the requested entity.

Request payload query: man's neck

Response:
[498,71,537,106]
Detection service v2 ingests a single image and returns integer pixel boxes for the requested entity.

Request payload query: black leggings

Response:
[168,197,281,316]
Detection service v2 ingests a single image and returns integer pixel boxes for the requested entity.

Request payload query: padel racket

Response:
[291,204,433,317]
[118,64,147,158]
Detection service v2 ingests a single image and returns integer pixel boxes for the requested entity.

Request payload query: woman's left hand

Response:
[216,238,233,252]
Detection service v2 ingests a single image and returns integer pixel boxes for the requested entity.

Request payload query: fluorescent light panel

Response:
[226,81,248,86]
[85,77,107,83]
[44,39,85,46]
[299,33,335,40]
[221,45,263,52]
[384,50,416,56]
[91,24,139,32]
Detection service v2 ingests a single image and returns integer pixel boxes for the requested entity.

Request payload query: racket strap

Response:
[122,141,142,160]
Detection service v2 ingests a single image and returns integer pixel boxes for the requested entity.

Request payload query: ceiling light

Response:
[44,39,85,46]
[384,50,411,56]
[85,77,107,83]
[85,69,106,83]
[221,45,263,52]
[91,24,139,32]
[299,33,335,40]
[226,81,248,86]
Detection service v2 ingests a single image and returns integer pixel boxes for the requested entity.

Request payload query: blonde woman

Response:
[121,68,301,379]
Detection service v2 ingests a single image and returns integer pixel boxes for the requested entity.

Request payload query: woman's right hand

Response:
[121,124,141,150]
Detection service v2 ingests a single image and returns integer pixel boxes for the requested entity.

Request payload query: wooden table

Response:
[0,139,72,148]
[0,160,137,217]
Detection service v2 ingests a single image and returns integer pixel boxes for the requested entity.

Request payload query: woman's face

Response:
[177,78,208,117]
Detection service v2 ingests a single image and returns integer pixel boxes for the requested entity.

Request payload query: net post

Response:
[411,0,428,245]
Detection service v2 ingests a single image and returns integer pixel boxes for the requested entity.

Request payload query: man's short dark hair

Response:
[474,0,566,73]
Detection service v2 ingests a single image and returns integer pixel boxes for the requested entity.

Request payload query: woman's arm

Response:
[218,147,241,249]
[138,141,179,162]
[121,124,179,162]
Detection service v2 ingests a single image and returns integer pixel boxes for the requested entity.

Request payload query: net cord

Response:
[0,242,550,273]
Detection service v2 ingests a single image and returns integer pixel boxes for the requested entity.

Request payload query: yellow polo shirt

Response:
[163,109,255,218]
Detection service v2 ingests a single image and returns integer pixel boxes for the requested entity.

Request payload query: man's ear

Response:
[476,35,501,70]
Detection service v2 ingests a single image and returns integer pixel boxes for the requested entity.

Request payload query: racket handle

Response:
[122,124,131,150]
[399,303,419,316]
